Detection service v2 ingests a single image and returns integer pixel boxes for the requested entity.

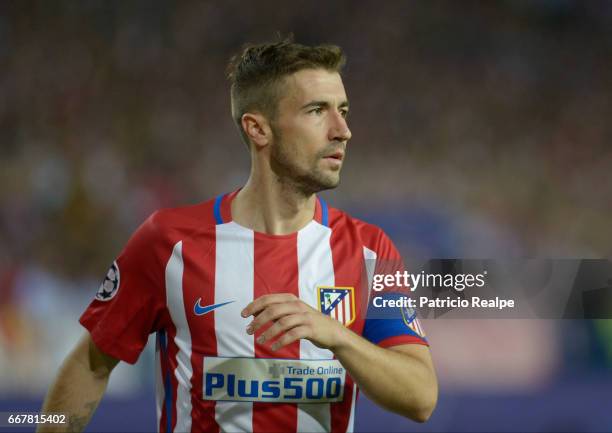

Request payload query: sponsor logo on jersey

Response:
[96,261,120,302]
[203,357,345,403]
[317,287,355,326]
[194,299,234,316]
[401,305,425,338]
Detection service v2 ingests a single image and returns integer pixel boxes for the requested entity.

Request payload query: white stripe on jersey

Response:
[363,246,377,298]
[165,241,193,433]
[214,222,255,432]
[297,221,334,433]
[346,383,357,433]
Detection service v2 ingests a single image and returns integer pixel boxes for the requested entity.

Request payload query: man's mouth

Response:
[324,151,344,161]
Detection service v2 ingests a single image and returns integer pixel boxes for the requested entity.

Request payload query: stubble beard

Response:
[269,128,341,196]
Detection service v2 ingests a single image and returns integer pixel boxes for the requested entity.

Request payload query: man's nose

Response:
[328,111,352,142]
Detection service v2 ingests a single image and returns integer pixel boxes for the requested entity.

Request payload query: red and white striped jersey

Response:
[80,191,427,433]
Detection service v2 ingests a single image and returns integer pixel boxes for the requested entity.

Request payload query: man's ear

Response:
[241,112,272,149]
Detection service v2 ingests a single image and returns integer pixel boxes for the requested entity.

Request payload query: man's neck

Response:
[231,177,317,235]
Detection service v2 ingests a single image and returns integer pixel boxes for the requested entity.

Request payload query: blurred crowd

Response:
[1,1,611,394]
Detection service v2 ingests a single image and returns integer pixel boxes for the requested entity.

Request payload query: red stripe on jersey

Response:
[183,235,220,433]
[220,191,238,223]
[252,232,300,433]
[313,196,323,224]
[328,210,366,433]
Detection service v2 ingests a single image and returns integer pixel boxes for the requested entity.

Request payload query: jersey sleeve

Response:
[361,229,429,348]
[79,212,168,364]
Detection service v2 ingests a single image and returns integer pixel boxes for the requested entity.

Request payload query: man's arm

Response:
[37,332,119,433]
[242,294,438,423]
[332,333,437,422]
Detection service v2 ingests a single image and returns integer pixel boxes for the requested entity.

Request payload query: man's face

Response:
[268,68,351,194]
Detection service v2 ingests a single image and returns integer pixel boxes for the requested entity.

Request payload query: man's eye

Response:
[309,107,323,115]
[340,110,349,118]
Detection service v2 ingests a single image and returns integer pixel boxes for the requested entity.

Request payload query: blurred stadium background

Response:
[1,1,611,431]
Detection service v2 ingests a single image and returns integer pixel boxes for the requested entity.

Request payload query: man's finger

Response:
[246,301,303,334]
[271,325,310,351]
[241,293,297,318]
[256,313,306,344]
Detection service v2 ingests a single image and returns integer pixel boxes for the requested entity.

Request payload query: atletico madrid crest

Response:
[401,305,426,338]
[318,287,355,326]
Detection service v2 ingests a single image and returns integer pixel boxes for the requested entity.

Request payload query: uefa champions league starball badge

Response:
[96,261,120,301]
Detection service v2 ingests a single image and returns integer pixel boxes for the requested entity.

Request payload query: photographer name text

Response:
[372,295,515,310]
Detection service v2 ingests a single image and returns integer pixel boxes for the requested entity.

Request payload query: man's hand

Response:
[241,293,347,351]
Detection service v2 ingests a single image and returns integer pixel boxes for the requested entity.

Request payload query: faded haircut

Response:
[227,36,346,147]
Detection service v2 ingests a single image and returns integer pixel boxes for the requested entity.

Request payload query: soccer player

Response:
[39,38,438,433]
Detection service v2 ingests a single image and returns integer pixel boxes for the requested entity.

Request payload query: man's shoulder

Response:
[327,205,393,252]
[143,196,218,235]
[328,205,383,233]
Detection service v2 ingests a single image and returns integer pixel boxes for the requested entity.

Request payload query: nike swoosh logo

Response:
[194,298,235,316]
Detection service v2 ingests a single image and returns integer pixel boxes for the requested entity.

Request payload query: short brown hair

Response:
[227,36,346,146]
